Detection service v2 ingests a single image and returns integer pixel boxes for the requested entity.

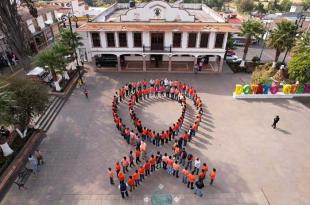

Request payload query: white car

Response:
[226,55,242,63]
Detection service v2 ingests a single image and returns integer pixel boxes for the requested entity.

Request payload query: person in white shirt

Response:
[164,78,169,86]
[194,157,201,175]
[149,79,155,87]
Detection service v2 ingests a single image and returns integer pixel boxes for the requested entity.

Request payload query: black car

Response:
[95,54,118,67]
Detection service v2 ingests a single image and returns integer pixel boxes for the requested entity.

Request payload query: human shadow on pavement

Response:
[275,128,291,135]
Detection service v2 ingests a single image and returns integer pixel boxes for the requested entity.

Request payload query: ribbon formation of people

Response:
[110,78,217,199]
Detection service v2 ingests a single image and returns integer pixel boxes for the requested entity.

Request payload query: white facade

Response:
[77,1,239,72]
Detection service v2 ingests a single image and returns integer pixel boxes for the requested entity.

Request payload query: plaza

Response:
[1,66,310,205]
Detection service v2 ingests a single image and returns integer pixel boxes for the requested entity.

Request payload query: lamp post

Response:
[282,13,306,64]
[60,14,83,84]
[258,20,272,61]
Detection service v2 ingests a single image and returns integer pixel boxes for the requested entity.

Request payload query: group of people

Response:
[28,149,44,175]
[112,79,203,147]
[108,146,216,198]
[111,78,211,199]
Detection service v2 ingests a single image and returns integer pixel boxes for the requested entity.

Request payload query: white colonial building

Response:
[76,0,239,72]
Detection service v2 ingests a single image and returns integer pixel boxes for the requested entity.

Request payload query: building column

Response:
[143,55,146,72]
[219,56,224,72]
[117,55,121,71]
[168,55,172,72]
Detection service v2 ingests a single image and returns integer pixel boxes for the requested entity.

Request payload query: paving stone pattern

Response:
[1,68,310,205]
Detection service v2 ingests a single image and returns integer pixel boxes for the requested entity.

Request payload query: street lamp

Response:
[259,20,272,61]
[60,13,83,84]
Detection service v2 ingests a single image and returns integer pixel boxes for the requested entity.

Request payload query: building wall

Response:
[79,30,227,61]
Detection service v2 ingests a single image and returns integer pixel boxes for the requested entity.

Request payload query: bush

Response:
[251,63,276,84]
[288,52,310,84]
[252,56,260,63]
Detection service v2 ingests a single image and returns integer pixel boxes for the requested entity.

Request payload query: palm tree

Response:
[240,20,264,61]
[36,43,69,81]
[267,20,296,63]
[60,29,83,55]
[291,33,310,56]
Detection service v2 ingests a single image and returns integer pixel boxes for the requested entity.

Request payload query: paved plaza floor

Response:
[1,68,310,205]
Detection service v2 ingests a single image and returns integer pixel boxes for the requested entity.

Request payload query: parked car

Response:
[225,50,236,57]
[226,55,242,63]
[95,54,118,67]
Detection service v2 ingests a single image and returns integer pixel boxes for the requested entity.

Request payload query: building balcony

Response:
[142,45,172,53]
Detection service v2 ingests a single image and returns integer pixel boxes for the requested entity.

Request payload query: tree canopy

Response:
[288,52,310,84]
[0,0,38,59]
[235,0,255,12]
[0,78,49,129]
[267,20,296,62]
[240,20,264,60]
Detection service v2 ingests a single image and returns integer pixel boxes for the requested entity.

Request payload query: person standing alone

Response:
[272,115,280,129]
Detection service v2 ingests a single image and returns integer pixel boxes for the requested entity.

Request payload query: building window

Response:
[91,32,101,47]
[200,33,209,48]
[133,32,142,47]
[215,33,225,48]
[118,32,127,47]
[187,33,197,48]
[106,32,115,47]
[173,32,182,48]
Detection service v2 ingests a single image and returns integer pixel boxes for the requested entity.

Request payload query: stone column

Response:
[168,55,172,72]
[219,56,224,72]
[117,55,121,71]
[143,55,146,72]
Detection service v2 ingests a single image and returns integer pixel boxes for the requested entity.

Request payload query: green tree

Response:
[226,33,235,50]
[60,29,83,55]
[0,80,15,125]
[0,0,38,59]
[302,0,310,11]
[279,0,292,12]
[291,33,310,55]
[5,78,49,129]
[288,52,310,84]
[251,63,276,84]
[36,43,69,81]
[255,2,266,14]
[240,20,264,60]
[235,0,255,12]
[267,20,296,62]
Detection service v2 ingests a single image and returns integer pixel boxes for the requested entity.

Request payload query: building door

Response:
[151,33,164,51]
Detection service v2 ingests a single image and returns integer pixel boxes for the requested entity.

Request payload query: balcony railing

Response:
[142,45,172,53]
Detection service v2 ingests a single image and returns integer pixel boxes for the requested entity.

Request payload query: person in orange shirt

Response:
[121,156,129,173]
[182,167,189,184]
[144,160,151,176]
[187,171,196,189]
[142,127,148,141]
[115,162,121,175]
[118,171,125,182]
[202,163,208,173]
[172,161,180,178]
[107,167,114,185]
[127,176,135,191]
[135,148,141,164]
[149,155,156,172]
[166,156,174,175]
[133,170,140,186]
[198,171,206,181]
[139,166,145,182]
[210,168,217,185]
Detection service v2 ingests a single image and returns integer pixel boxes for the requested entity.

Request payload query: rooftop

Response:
[93,1,225,23]
[77,22,240,32]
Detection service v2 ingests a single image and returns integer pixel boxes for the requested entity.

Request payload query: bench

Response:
[14,168,32,190]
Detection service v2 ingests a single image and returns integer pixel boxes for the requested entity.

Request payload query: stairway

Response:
[35,96,66,132]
